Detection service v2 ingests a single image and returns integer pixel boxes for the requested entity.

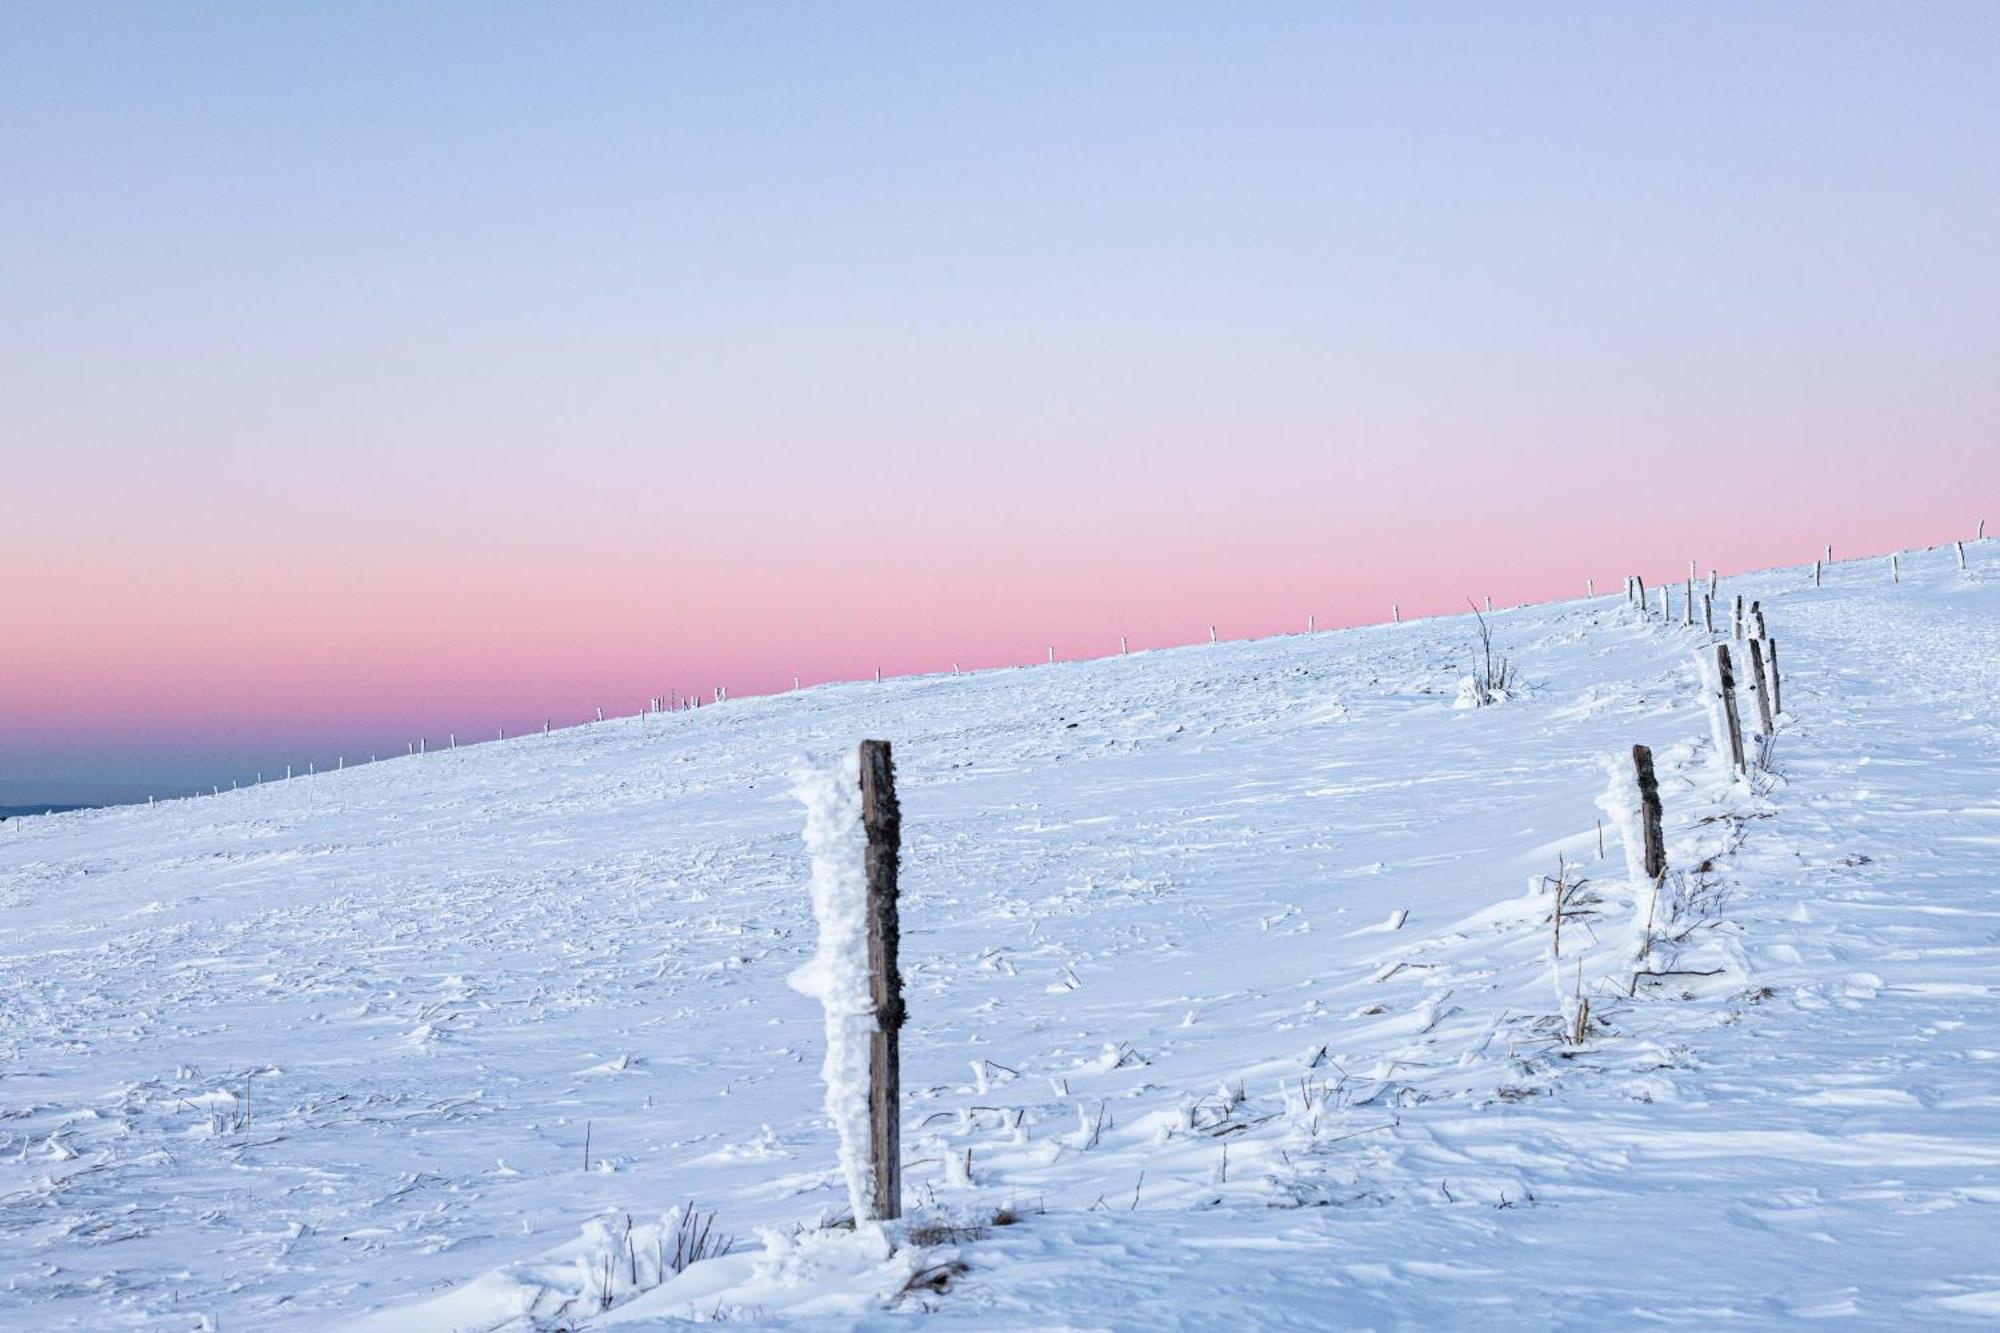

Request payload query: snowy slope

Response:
[3,542,1997,1330]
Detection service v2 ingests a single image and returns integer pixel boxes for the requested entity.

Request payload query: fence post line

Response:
[1716,644,1747,775]
[857,739,905,1222]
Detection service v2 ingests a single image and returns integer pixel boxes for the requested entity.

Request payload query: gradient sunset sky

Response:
[3,3,1996,799]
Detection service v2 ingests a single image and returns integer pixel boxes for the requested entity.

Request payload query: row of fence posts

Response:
[133,526,1983,809]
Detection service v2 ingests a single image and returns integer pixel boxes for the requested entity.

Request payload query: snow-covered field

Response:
[4,543,1997,1329]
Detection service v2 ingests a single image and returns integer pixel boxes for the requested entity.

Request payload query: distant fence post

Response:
[1891,553,1900,583]
[1715,644,1747,775]
[1814,558,1822,587]
[1957,541,1967,572]
[858,739,905,1222]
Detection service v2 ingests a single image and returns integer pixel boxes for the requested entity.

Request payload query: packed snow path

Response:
[2,546,1995,1328]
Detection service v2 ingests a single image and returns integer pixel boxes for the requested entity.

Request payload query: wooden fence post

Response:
[1733,595,1744,639]
[1634,576,1646,612]
[1748,638,1775,737]
[1750,600,1767,639]
[858,739,905,1222]
[1715,644,1747,775]
[1632,744,1665,882]
[1891,553,1900,583]
[1683,580,1693,626]
[1766,639,1782,716]
[1658,584,1669,620]
[1957,541,1967,572]
[1703,594,1715,634]
[1814,559,1822,587]
[1709,569,1718,598]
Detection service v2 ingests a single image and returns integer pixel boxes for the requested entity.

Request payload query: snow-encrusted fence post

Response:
[1711,644,1747,775]
[790,741,905,1224]
[1766,640,1783,716]
[1814,558,1822,588]
[1633,744,1665,887]
[1703,594,1715,635]
[858,740,906,1221]
[1747,638,1776,740]
[1957,541,1967,573]
[1732,595,1745,640]
[1891,552,1900,583]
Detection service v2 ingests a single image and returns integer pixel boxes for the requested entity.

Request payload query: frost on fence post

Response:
[787,750,877,1222]
[1697,645,1747,777]
[1595,746,1669,991]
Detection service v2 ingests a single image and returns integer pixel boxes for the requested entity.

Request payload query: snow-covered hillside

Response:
[4,543,1997,1330]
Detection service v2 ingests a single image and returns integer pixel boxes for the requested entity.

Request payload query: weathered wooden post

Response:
[1891,552,1900,583]
[1748,638,1776,737]
[1683,580,1694,626]
[1766,639,1782,716]
[1733,595,1745,639]
[1715,644,1747,775]
[1210,625,1218,643]
[1588,577,1595,597]
[1703,594,1715,634]
[1632,744,1665,883]
[1751,601,1768,639]
[1392,603,1400,624]
[1814,559,1822,587]
[1709,569,1718,598]
[857,739,904,1221]
[1634,576,1647,612]
[1119,635,1128,655]
[1957,541,1968,572]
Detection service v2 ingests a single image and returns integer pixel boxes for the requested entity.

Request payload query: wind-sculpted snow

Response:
[2,543,1997,1328]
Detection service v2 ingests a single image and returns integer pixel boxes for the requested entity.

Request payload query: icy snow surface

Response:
[3,543,1998,1329]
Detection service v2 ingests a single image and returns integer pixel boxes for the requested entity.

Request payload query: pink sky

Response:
[4,4,1995,793]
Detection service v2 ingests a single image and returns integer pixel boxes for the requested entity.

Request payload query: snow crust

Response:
[785,752,877,1223]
